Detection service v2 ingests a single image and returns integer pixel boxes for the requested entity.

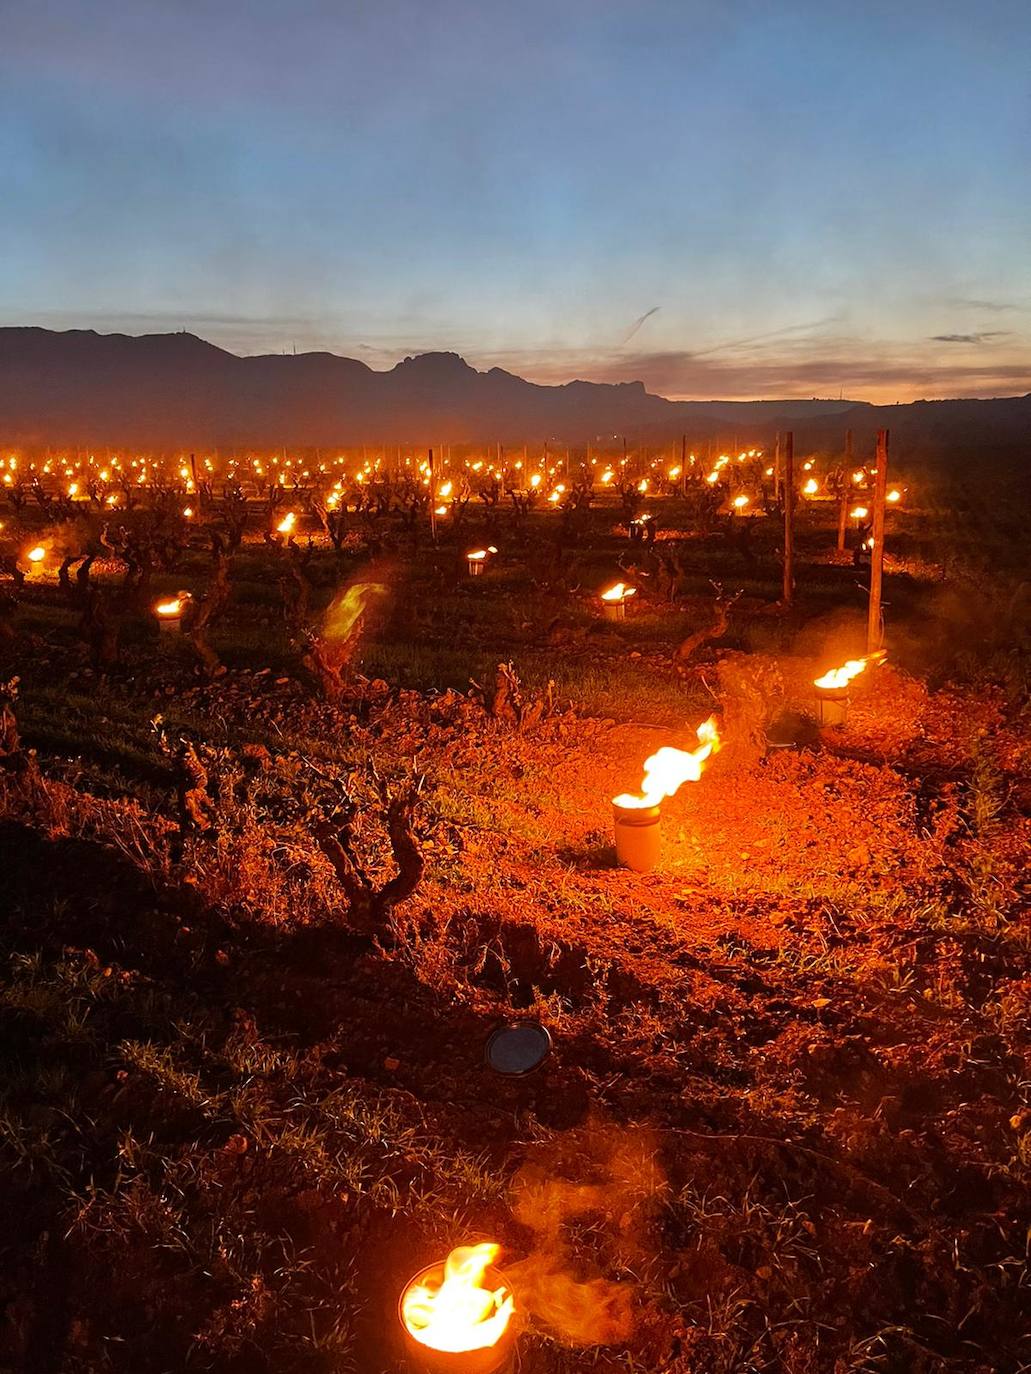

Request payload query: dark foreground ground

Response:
[0,474,1028,1373]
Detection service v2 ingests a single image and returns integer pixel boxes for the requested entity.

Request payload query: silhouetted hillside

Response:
[1,327,1028,467]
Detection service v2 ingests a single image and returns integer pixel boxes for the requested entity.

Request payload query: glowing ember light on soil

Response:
[400,1244,514,1356]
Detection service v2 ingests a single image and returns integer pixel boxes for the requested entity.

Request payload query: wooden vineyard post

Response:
[867,428,889,651]
[428,447,437,544]
[836,428,852,552]
[774,431,782,504]
[782,430,794,605]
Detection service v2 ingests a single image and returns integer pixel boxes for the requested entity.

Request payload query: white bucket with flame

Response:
[399,1246,517,1374]
[612,800,662,872]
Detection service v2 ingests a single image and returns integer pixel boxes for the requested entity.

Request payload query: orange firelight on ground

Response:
[813,651,886,692]
[401,1244,514,1355]
[614,716,721,809]
[600,581,636,603]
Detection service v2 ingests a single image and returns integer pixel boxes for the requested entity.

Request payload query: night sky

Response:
[2,0,1029,400]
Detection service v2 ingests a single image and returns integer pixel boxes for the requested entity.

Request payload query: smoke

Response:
[321,560,395,642]
[504,1120,667,1348]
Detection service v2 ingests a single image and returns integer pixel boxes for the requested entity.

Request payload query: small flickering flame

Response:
[27,545,45,563]
[887,488,901,503]
[814,650,886,691]
[467,547,495,562]
[850,504,869,520]
[601,581,636,603]
[803,477,819,495]
[732,494,749,509]
[276,511,296,535]
[182,506,194,518]
[614,716,721,809]
[155,597,184,617]
[401,1244,514,1355]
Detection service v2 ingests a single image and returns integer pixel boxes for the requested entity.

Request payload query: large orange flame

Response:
[276,511,296,535]
[613,716,721,809]
[401,1244,514,1354]
[26,545,46,563]
[814,650,886,691]
[600,581,636,602]
[155,597,184,617]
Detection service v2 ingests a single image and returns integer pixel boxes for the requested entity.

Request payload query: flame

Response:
[182,506,194,518]
[814,650,886,691]
[732,494,749,509]
[600,581,636,602]
[803,477,819,495]
[27,545,45,563]
[276,511,296,535]
[887,488,901,503]
[401,1244,514,1354]
[849,505,869,520]
[155,597,184,617]
[467,548,489,561]
[614,716,721,809]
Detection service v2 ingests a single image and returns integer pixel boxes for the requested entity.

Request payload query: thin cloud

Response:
[619,306,660,347]
[946,297,1023,313]
[929,331,1008,344]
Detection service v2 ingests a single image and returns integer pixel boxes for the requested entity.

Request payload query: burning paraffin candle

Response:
[600,581,636,621]
[612,716,721,872]
[813,651,886,726]
[399,1243,516,1374]
[466,546,498,576]
[154,593,189,635]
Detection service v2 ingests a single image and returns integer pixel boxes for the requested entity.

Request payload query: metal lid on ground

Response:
[485,1020,552,1076]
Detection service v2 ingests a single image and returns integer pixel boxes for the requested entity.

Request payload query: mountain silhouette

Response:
[1,327,1028,466]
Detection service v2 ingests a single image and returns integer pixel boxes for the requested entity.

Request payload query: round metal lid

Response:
[485,1020,552,1076]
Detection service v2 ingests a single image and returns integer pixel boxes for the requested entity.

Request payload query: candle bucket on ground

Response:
[154,594,188,637]
[815,686,849,727]
[613,799,662,872]
[466,547,496,577]
[398,1249,517,1374]
[600,582,635,621]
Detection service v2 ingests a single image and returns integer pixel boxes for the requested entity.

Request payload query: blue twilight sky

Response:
[1,0,1029,400]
